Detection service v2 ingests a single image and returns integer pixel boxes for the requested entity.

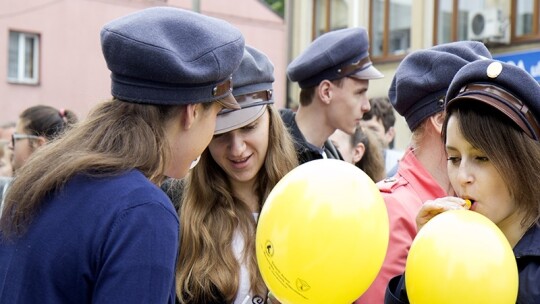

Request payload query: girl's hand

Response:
[416,197,469,231]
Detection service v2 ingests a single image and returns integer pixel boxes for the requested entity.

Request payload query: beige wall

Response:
[0,0,287,123]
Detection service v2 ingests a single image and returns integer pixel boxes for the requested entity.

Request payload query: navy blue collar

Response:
[514,223,540,258]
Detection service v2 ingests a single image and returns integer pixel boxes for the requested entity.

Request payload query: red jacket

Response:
[355,148,448,304]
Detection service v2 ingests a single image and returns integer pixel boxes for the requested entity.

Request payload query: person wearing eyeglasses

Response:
[0,106,77,212]
[9,105,78,175]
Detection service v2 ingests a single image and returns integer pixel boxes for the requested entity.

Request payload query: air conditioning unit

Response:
[468,8,506,41]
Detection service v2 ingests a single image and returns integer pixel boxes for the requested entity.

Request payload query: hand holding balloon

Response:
[406,210,518,304]
[416,197,469,231]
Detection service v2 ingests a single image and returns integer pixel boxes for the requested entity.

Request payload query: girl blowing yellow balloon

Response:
[385,60,540,303]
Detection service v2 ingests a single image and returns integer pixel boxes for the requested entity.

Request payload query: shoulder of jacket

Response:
[324,140,343,160]
[279,108,294,122]
[377,176,408,193]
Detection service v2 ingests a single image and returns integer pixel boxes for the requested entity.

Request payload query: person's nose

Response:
[228,132,246,156]
[360,97,371,113]
[457,161,474,187]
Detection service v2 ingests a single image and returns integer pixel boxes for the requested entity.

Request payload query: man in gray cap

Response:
[0,7,244,304]
[281,27,383,164]
[355,41,491,304]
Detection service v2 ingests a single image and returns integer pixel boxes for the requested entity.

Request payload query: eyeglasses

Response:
[11,133,40,147]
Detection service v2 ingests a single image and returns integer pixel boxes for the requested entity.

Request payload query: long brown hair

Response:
[1,99,183,237]
[443,102,540,228]
[176,106,298,303]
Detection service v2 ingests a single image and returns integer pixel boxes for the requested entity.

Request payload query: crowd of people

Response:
[0,5,539,304]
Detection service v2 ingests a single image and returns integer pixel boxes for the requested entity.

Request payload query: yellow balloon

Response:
[256,159,389,304]
[405,210,518,304]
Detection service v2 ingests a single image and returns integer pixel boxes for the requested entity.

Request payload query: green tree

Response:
[263,0,284,17]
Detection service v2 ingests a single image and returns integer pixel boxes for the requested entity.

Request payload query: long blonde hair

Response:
[176,106,298,303]
[1,99,183,237]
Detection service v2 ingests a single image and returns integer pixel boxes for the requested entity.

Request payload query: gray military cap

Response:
[100,7,244,109]
[287,27,383,89]
[214,45,275,134]
[446,59,540,140]
[389,41,492,131]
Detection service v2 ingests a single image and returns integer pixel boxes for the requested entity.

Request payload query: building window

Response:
[435,0,539,45]
[514,0,539,40]
[370,0,412,59]
[8,31,40,85]
[435,0,486,43]
[312,0,348,38]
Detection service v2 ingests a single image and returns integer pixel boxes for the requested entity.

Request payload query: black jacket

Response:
[385,223,540,304]
[279,108,342,164]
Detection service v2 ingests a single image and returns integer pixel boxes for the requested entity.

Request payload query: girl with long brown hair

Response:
[176,46,298,304]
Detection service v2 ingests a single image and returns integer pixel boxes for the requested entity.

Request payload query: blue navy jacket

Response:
[385,223,540,304]
[0,170,179,303]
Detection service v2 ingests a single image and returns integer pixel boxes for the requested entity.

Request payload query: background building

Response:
[3,0,539,150]
[287,0,540,149]
[1,0,287,122]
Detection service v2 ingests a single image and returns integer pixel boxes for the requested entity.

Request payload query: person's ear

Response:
[34,136,47,148]
[384,126,396,145]
[181,104,198,130]
[430,112,445,135]
[318,80,333,105]
[352,142,366,163]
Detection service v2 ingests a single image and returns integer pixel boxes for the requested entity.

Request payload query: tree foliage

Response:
[263,0,284,17]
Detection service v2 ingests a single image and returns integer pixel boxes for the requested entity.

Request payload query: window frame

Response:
[311,0,349,39]
[369,0,411,63]
[511,0,540,42]
[311,0,331,39]
[433,0,458,43]
[7,30,40,85]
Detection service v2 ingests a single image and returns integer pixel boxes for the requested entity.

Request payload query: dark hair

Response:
[19,105,78,140]
[443,101,540,229]
[363,97,396,132]
[299,78,345,107]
